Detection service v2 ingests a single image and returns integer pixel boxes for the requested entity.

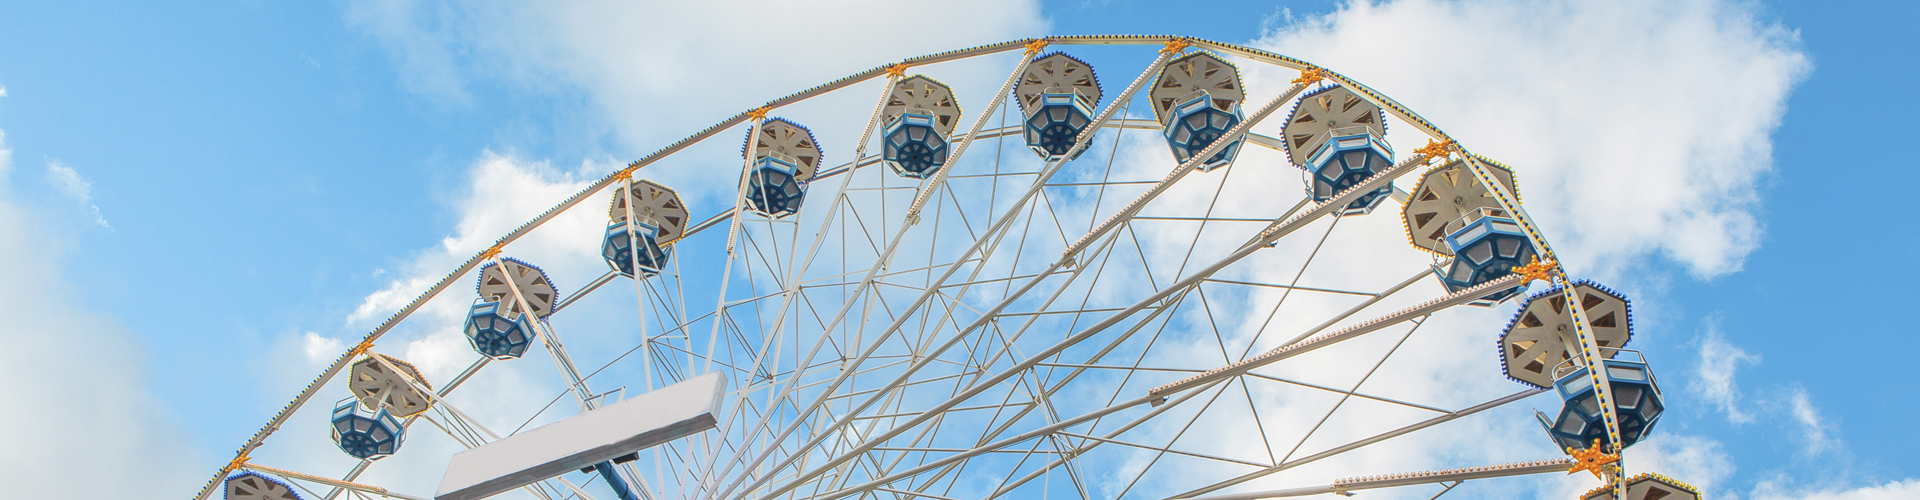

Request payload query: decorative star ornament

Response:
[1513,255,1559,284]
[885,63,909,78]
[1567,440,1621,480]
[1160,37,1191,55]
[1292,66,1328,85]
[1414,138,1455,162]
[1024,38,1051,55]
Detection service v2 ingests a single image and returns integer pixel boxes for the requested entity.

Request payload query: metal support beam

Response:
[1151,273,1522,400]
[1170,389,1546,498]
[1184,459,1572,500]
[241,463,432,500]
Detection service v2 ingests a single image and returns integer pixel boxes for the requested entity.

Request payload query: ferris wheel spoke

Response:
[954,342,1101,495]
[1058,81,1308,268]
[1151,273,1522,402]
[810,169,1290,496]
[1192,284,1284,465]
[1170,387,1545,499]
[1230,215,1342,361]
[819,175,1368,492]
[1274,317,1431,467]
[1241,370,1453,414]
[1109,377,1268,500]
[774,254,1193,500]
[1199,277,1380,297]
[717,50,1186,499]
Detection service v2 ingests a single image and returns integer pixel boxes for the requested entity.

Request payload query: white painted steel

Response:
[205,36,1629,500]
[435,373,725,500]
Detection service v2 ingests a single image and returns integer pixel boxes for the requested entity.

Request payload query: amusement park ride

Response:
[203,36,1698,500]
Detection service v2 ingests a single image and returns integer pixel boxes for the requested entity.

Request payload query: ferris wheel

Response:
[200,36,1701,500]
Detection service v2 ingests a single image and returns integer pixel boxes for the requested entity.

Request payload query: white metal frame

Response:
[196,36,1631,500]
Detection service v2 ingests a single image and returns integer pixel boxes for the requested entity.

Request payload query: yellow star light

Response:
[1413,138,1455,162]
[884,63,909,78]
[746,106,771,121]
[1024,38,1051,55]
[1292,66,1328,85]
[1160,37,1190,55]
[1567,440,1620,480]
[1513,255,1558,284]
[224,450,252,474]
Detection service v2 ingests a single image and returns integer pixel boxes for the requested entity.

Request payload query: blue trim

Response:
[739,117,823,168]
[591,462,642,500]
[603,221,671,277]
[476,257,561,319]
[225,471,305,500]
[882,111,950,179]
[1024,92,1097,161]
[1161,91,1244,172]
[330,399,404,460]
[745,156,808,218]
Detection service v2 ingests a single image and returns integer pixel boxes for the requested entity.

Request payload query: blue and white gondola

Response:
[880,76,961,179]
[1434,207,1537,304]
[1150,52,1246,172]
[1015,52,1102,161]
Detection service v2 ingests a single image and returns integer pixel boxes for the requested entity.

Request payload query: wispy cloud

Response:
[45,161,110,229]
[0,129,198,496]
[345,0,1048,156]
[301,331,346,364]
[1754,479,1920,500]
[1693,319,1762,423]
[1248,0,1809,280]
[1785,386,1837,456]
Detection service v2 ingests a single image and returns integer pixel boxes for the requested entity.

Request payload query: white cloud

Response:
[1245,0,1809,280]
[1627,434,1737,498]
[345,0,1047,151]
[251,151,621,498]
[1171,0,1807,496]
[1689,323,1837,457]
[1784,386,1836,456]
[302,331,347,364]
[1693,318,1761,424]
[0,130,200,496]
[343,0,475,104]
[1754,479,1920,500]
[45,160,111,228]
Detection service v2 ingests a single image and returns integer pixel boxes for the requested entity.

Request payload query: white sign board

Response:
[436,372,727,500]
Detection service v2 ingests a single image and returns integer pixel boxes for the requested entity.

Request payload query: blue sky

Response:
[0,0,1913,499]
